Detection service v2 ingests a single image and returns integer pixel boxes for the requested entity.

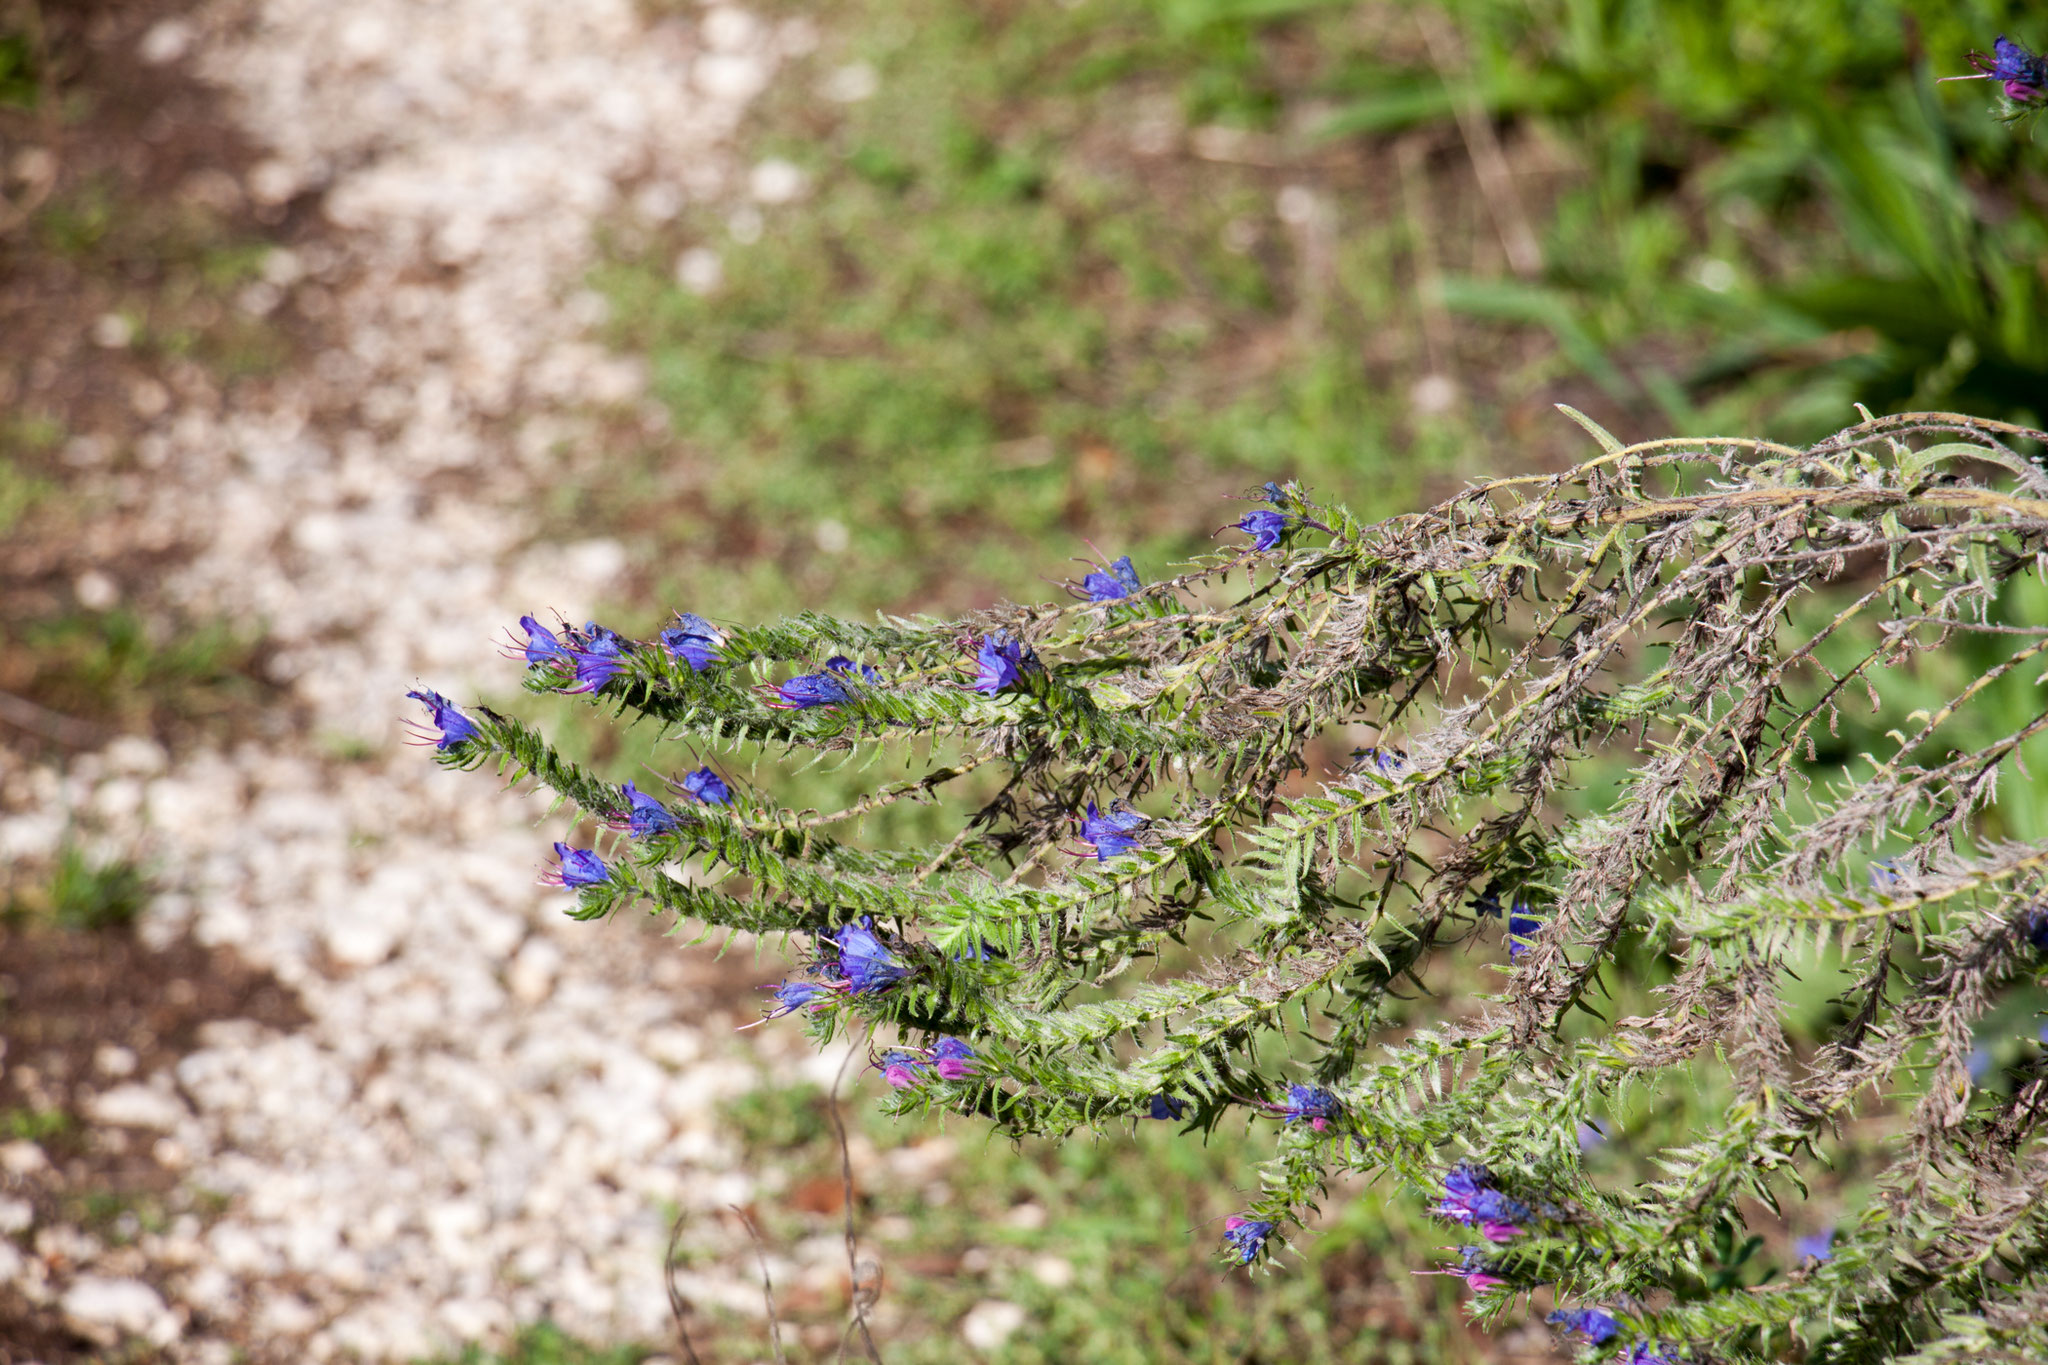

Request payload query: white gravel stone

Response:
[60,1276,170,1344]
[84,1084,190,1131]
[960,1299,1029,1350]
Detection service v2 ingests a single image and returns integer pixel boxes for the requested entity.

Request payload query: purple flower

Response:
[517,615,571,667]
[678,766,731,806]
[1472,893,1545,959]
[1967,1044,1993,1083]
[827,655,881,682]
[1222,1216,1275,1265]
[1279,1084,1342,1132]
[770,656,876,710]
[619,781,682,837]
[831,920,911,994]
[1796,1228,1835,1262]
[1147,1094,1186,1121]
[773,671,853,708]
[1549,1308,1619,1345]
[1577,1121,1606,1153]
[1082,555,1142,602]
[759,980,830,1021]
[563,630,628,694]
[542,842,608,889]
[1348,746,1407,777]
[1079,801,1148,861]
[1625,1344,1680,1365]
[878,1049,930,1089]
[970,632,1033,695]
[1434,1162,1530,1242]
[1947,36,2048,103]
[932,1036,978,1080]
[1230,509,1289,551]
[1425,1245,1507,1292]
[1869,859,1903,890]
[1258,480,1291,507]
[2019,905,2048,953]
[406,688,479,750]
[661,613,723,671]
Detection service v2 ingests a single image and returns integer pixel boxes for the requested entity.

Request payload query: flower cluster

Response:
[1433,1162,1530,1242]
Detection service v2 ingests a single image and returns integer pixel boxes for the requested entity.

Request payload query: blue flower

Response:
[759,980,830,1021]
[2018,905,2048,953]
[563,630,627,694]
[1422,1245,1507,1292]
[827,655,881,682]
[1147,1094,1186,1121]
[1434,1162,1530,1241]
[1869,859,1903,890]
[1795,1228,1835,1262]
[543,842,608,888]
[970,632,1034,695]
[1948,35,2048,103]
[1279,1084,1342,1131]
[1222,1216,1276,1265]
[678,766,731,806]
[771,656,877,710]
[1082,555,1142,602]
[620,781,682,837]
[661,613,724,671]
[1549,1308,1620,1345]
[1348,746,1407,777]
[406,689,478,750]
[1624,1344,1680,1365]
[932,1036,978,1080]
[1967,1044,1993,1083]
[1231,509,1289,551]
[1258,480,1291,508]
[832,920,911,994]
[1079,801,1148,861]
[1472,893,1545,959]
[878,1049,930,1089]
[517,615,571,667]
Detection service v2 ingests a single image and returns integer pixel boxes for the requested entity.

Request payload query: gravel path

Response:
[0,3,874,1358]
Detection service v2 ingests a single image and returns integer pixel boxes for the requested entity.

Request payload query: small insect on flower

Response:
[1080,554,1143,602]
[1147,1094,1187,1121]
[405,688,479,751]
[876,1048,931,1089]
[969,632,1035,695]
[1548,1307,1620,1346]
[541,842,608,889]
[1942,35,2048,105]
[677,765,731,806]
[829,918,912,995]
[1222,1216,1277,1265]
[617,781,682,838]
[1077,800,1149,861]
[1795,1228,1835,1263]
[660,612,724,671]
[931,1036,978,1080]
[1434,1162,1530,1242]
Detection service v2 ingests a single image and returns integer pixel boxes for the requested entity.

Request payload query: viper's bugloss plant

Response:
[414,411,2048,1364]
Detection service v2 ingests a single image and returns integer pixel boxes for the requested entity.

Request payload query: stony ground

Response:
[0,2,920,1359]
